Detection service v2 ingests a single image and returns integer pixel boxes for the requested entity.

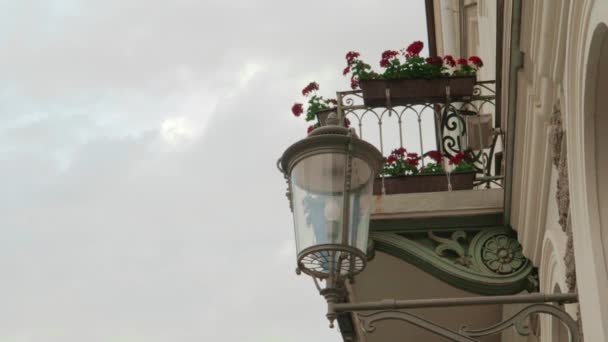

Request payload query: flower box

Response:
[359,76,476,107]
[372,171,476,195]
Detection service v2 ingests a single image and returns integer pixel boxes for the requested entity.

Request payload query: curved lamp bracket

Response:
[334,295,580,342]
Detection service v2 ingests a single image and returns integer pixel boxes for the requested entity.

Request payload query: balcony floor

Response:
[371,188,504,232]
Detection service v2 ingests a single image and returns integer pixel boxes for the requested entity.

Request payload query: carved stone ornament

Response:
[480,233,526,274]
[564,217,577,292]
[549,105,563,168]
[556,150,570,231]
[549,106,581,334]
[549,106,570,231]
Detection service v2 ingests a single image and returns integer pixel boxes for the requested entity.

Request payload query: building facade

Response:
[351,0,608,341]
[339,0,608,340]
[282,0,608,340]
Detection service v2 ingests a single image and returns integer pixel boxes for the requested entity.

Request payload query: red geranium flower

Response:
[307,125,315,134]
[291,103,303,117]
[407,158,419,167]
[468,56,483,67]
[381,50,399,60]
[427,150,443,163]
[380,58,390,68]
[443,55,456,67]
[407,152,419,158]
[386,155,397,164]
[302,82,319,96]
[392,147,406,156]
[406,41,424,56]
[457,58,468,66]
[425,56,443,66]
[449,151,465,165]
[343,66,350,76]
[346,51,360,65]
[350,78,359,90]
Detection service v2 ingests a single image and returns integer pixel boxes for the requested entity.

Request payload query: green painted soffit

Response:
[371,226,538,296]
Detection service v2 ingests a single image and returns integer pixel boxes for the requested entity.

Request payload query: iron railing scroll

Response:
[335,80,503,189]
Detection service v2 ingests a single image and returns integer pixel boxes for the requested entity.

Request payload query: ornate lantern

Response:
[278,115,383,326]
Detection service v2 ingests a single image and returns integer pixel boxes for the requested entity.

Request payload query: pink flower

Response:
[406,41,424,56]
[291,103,303,117]
[468,56,483,68]
[457,58,468,66]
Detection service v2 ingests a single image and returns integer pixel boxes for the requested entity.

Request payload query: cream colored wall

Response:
[538,169,574,342]
[508,0,608,340]
[433,0,460,57]
[509,0,565,265]
[561,1,608,341]
[475,1,496,81]
[436,0,608,340]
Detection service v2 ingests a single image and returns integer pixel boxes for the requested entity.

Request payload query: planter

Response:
[360,76,476,107]
[373,171,476,195]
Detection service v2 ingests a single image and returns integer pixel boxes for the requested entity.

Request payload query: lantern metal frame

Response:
[296,244,367,279]
[279,114,384,325]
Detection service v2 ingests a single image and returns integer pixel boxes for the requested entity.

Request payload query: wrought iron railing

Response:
[335,80,503,188]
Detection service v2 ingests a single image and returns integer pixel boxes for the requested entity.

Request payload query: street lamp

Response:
[278,114,383,327]
[277,94,581,341]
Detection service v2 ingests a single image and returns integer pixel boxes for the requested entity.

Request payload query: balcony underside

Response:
[343,252,504,342]
[366,189,536,296]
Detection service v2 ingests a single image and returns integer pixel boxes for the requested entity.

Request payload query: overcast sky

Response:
[0,1,426,341]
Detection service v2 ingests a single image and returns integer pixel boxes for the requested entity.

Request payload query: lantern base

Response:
[297,244,366,279]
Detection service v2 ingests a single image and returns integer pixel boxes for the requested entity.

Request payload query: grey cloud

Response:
[0,1,427,341]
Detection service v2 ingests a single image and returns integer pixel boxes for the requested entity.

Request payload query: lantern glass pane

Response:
[290,153,374,256]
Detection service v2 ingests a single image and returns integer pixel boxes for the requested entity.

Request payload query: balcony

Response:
[330,82,535,337]
[333,80,503,224]
[282,79,551,341]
